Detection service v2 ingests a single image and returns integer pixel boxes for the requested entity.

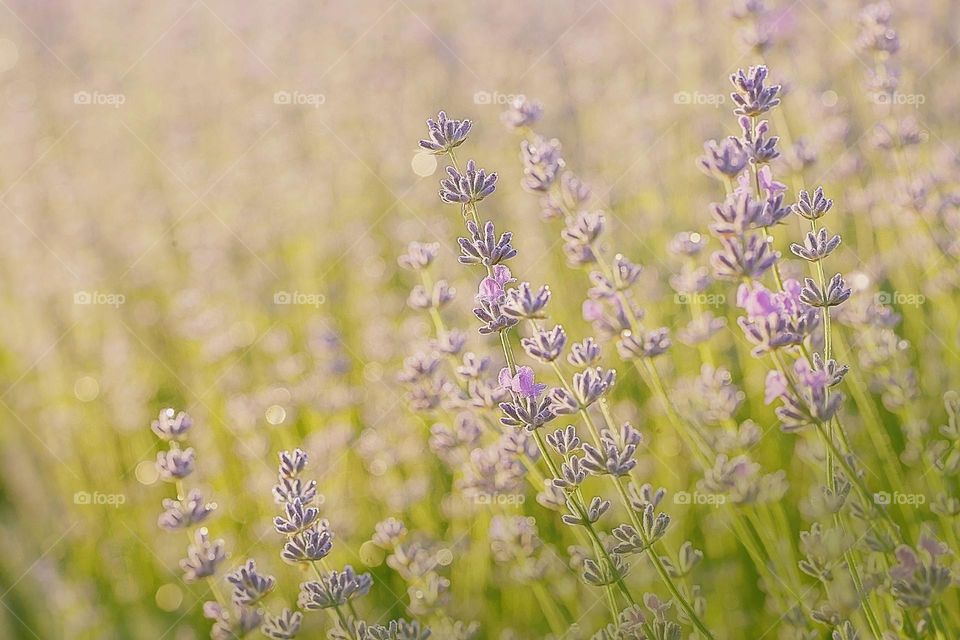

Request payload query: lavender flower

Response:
[521,325,567,362]
[550,367,616,413]
[397,241,440,271]
[729,65,781,116]
[501,96,543,129]
[738,117,780,163]
[697,138,748,180]
[710,232,780,280]
[475,265,514,304]
[799,273,852,308]
[299,566,373,610]
[793,187,833,220]
[499,394,556,431]
[151,408,193,441]
[458,220,517,267]
[736,279,816,355]
[790,228,841,262]
[568,337,602,368]
[156,446,195,481]
[372,518,407,550]
[439,160,497,205]
[503,282,551,320]
[204,602,263,640]
[497,365,547,398]
[520,136,564,192]
[581,423,641,477]
[765,360,844,431]
[616,328,671,360]
[261,609,303,640]
[419,111,472,155]
[546,425,582,455]
[180,527,227,581]
[158,489,216,530]
[226,559,276,606]
[540,172,592,219]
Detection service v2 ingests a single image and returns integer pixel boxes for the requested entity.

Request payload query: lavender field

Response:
[3,1,960,638]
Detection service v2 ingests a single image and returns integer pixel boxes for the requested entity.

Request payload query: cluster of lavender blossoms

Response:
[697,65,852,435]
[152,410,431,640]
[410,108,718,640]
[152,409,272,639]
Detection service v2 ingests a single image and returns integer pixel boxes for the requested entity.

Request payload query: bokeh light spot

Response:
[155,583,182,611]
[74,376,100,402]
[359,540,385,566]
[265,405,286,425]
[135,460,159,485]
[411,151,437,177]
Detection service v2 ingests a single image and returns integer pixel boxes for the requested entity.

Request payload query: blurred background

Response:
[1,0,959,638]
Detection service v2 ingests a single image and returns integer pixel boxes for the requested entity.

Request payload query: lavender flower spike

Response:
[439,160,497,205]
[501,95,543,129]
[419,110,472,155]
[151,408,193,441]
[730,65,781,116]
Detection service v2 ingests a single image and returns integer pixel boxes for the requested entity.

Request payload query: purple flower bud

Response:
[501,96,543,129]
[180,527,226,581]
[498,365,547,398]
[792,187,833,220]
[151,408,193,441]
[790,227,841,262]
[397,241,441,271]
[419,110,472,155]
[459,220,517,267]
[440,160,497,205]
[520,136,564,192]
[157,446,195,481]
[159,489,216,530]
[503,282,551,320]
[730,65,781,116]
[521,325,567,363]
[568,338,602,368]
[226,559,276,606]
[697,138,748,180]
